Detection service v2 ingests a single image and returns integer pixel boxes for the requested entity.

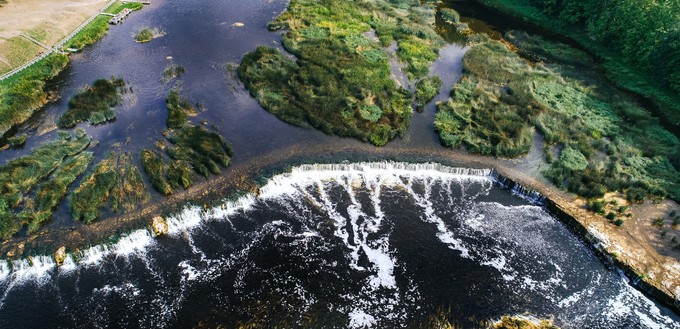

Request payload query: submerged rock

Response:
[151,216,169,236]
[54,246,67,266]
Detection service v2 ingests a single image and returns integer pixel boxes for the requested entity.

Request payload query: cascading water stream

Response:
[0,162,677,328]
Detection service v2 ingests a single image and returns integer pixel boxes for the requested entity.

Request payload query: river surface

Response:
[0,0,678,327]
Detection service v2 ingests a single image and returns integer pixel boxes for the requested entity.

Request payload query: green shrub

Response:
[141,149,172,195]
[167,125,232,177]
[415,76,442,112]
[58,78,123,128]
[559,147,588,171]
[71,152,148,223]
[166,89,197,128]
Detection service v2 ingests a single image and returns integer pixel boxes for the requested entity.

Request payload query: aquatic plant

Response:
[22,152,93,233]
[415,76,442,112]
[0,133,90,238]
[70,152,149,223]
[134,27,164,43]
[141,149,172,195]
[161,64,186,82]
[58,78,124,128]
[166,89,197,129]
[167,125,232,177]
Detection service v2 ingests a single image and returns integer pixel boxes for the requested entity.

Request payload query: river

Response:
[0,0,678,327]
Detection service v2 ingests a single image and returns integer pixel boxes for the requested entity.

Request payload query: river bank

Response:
[0,0,143,141]
[469,0,680,132]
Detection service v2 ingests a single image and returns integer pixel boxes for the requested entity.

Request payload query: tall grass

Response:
[0,133,90,238]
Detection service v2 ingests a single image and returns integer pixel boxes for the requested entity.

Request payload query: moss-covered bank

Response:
[435,33,680,207]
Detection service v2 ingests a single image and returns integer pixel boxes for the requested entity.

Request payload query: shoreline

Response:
[0,0,143,140]
[1,141,678,314]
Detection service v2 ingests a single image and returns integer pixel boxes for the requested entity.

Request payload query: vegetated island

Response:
[57,77,127,128]
[0,1,143,144]
[134,27,165,43]
[238,0,445,145]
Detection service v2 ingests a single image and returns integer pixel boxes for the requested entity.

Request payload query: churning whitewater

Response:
[0,162,677,328]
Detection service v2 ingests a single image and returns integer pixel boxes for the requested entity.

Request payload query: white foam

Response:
[112,230,154,257]
[59,255,77,274]
[349,309,376,328]
[178,260,200,282]
[0,260,9,281]
[79,244,111,266]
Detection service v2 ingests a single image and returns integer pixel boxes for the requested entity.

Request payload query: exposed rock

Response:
[54,246,67,266]
[6,250,14,258]
[151,216,168,236]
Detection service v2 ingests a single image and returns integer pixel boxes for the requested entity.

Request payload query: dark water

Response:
[0,0,678,327]
[0,163,677,328]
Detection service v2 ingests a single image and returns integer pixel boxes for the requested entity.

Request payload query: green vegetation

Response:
[505,30,592,68]
[0,53,69,138]
[239,0,446,145]
[70,152,149,223]
[142,124,231,194]
[141,149,172,195]
[435,35,680,204]
[141,90,231,195]
[166,89,198,129]
[0,1,142,141]
[167,125,232,177]
[22,152,93,233]
[161,64,186,82]
[438,8,471,34]
[415,76,442,112]
[58,78,125,128]
[64,1,143,50]
[0,132,90,238]
[475,0,680,130]
[134,27,164,43]
[6,133,27,148]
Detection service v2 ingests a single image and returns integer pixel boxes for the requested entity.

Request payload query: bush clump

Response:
[167,125,232,177]
[166,89,198,128]
[58,78,124,128]
[141,149,172,195]
[415,76,442,111]
[238,0,446,145]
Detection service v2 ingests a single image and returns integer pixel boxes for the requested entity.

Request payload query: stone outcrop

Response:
[151,216,168,236]
[54,246,67,266]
